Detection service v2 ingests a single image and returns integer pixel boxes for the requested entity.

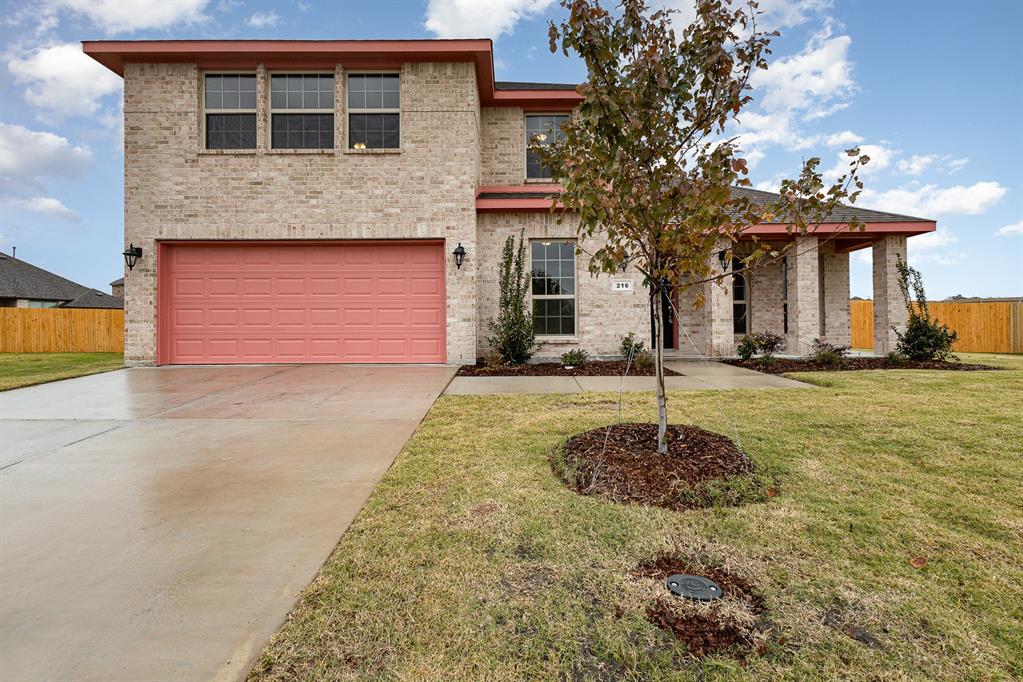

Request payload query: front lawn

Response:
[253,354,1023,680]
[0,352,124,391]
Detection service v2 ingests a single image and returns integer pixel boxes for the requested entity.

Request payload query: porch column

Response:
[786,235,820,355]
[872,235,907,354]
[819,242,851,346]
[706,246,733,357]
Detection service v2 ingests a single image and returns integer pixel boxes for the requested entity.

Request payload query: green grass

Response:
[0,352,124,391]
[252,354,1023,681]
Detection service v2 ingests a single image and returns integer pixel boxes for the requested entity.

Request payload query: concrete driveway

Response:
[0,364,454,682]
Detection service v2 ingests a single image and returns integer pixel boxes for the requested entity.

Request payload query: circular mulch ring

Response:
[723,357,997,374]
[634,554,769,659]
[555,423,766,510]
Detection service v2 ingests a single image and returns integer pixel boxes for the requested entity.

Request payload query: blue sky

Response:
[1,0,1020,299]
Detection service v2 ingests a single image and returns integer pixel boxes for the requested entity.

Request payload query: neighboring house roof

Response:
[82,40,583,110]
[110,277,124,286]
[0,252,91,301]
[61,289,125,309]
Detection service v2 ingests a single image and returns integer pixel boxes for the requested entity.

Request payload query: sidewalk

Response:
[443,361,810,395]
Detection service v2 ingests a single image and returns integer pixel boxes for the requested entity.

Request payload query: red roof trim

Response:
[81,39,581,108]
[741,221,936,237]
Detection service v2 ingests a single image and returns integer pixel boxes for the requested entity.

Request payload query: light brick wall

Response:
[786,236,820,355]
[123,61,481,365]
[480,107,525,185]
[872,234,908,354]
[820,241,851,346]
[747,244,786,338]
[476,212,649,359]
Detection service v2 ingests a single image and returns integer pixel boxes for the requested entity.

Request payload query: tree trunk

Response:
[652,283,669,454]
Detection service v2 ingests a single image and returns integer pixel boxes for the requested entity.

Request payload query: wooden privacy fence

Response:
[0,308,124,353]
[850,299,1023,353]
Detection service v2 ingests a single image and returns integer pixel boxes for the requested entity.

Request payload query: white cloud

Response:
[896,154,936,176]
[735,110,820,151]
[908,226,962,265]
[659,0,830,34]
[751,29,855,112]
[945,157,969,174]
[802,101,849,121]
[996,220,1023,237]
[0,123,92,190]
[824,142,895,183]
[246,10,280,28]
[52,0,209,33]
[4,196,79,222]
[425,0,553,40]
[825,130,862,147]
[859,181,1007,218]
[7,43,122,119]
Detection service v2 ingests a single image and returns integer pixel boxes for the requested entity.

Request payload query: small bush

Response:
[560,349,589,367]
[486,232,537,365]
[752,331,784,359]
[634,349,655,371]
[483,348,504,368]
[893,255,958,361]
[885,350,908,365]
[809,338,850,366]
[737,335,758,361]
[619,332,645,359]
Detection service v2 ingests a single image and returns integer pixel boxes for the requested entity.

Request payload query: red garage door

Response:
[158,241,446,364]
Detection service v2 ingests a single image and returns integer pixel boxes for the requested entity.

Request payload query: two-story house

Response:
[84,39,936,366]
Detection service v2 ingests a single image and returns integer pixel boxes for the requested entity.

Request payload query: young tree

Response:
[487,232,538,364]
[538,0,869,453]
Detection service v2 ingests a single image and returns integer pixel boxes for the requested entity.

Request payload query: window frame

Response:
[201,71,258,151]
[524,113,569,182]
[267,70,336,151]
[732,256,750,335]
[530,238,578,338]
[345,71,401,151]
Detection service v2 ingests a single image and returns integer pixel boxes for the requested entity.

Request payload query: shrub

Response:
[619,332,645,359]
[486,232,537,365]
[885,350,908,365]
[809,338,851,366]
[893,256,958,361]
[483,348,504,368]
[752,331,784,359]
[634,349,655,371]
[736,335,758,361]
[561,349,589,367]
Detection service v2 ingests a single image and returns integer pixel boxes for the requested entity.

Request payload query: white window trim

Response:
[346,71,401,151]
[200,71,258,151]
[733,256,750,335]
[524,112,569,183]
[267,70,336,150]
[530,238,579,338]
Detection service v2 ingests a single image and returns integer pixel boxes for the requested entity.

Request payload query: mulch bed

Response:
[723,357,997,374]
[556,423,755,510]
[457,360,680,377]
[634,554,769,659]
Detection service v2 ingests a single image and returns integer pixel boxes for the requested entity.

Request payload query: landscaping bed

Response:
[723,356,998,374]
[554,423,770,510]
[457,360,680,377]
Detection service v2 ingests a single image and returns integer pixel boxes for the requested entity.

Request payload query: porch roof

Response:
[475,185,937,239]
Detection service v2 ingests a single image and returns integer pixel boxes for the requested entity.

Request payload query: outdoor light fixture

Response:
[123,244,143,271]
[717,249,730,270]
[452,243,466,269]
[353,142,366,149]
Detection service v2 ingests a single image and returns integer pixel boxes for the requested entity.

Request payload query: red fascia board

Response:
[740,221,936,237]
[477,197,559,212]
[81,39,580,108]
[477,184,562,195]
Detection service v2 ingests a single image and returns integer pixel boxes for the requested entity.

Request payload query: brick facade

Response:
[872,234,908,354]
[122,61,480,364]
[117,51,891,365]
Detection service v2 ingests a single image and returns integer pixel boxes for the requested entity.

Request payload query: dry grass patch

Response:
[251,353,1023,681]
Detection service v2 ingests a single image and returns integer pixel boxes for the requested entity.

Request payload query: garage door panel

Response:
[162,242,445,364]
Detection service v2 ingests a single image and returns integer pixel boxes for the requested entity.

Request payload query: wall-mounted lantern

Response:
[452,243,466,269]
[717,249,730,271]
[123,244,143,271]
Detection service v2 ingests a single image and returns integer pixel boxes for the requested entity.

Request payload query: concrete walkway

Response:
[0,364,454,682]
[444,361,809,395]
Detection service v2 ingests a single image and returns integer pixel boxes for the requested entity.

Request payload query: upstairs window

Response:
[526,114,568,180]
[270,74,335,150]
[531,240,576,336]
[348,74,400,149]
[204,74,257,150]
